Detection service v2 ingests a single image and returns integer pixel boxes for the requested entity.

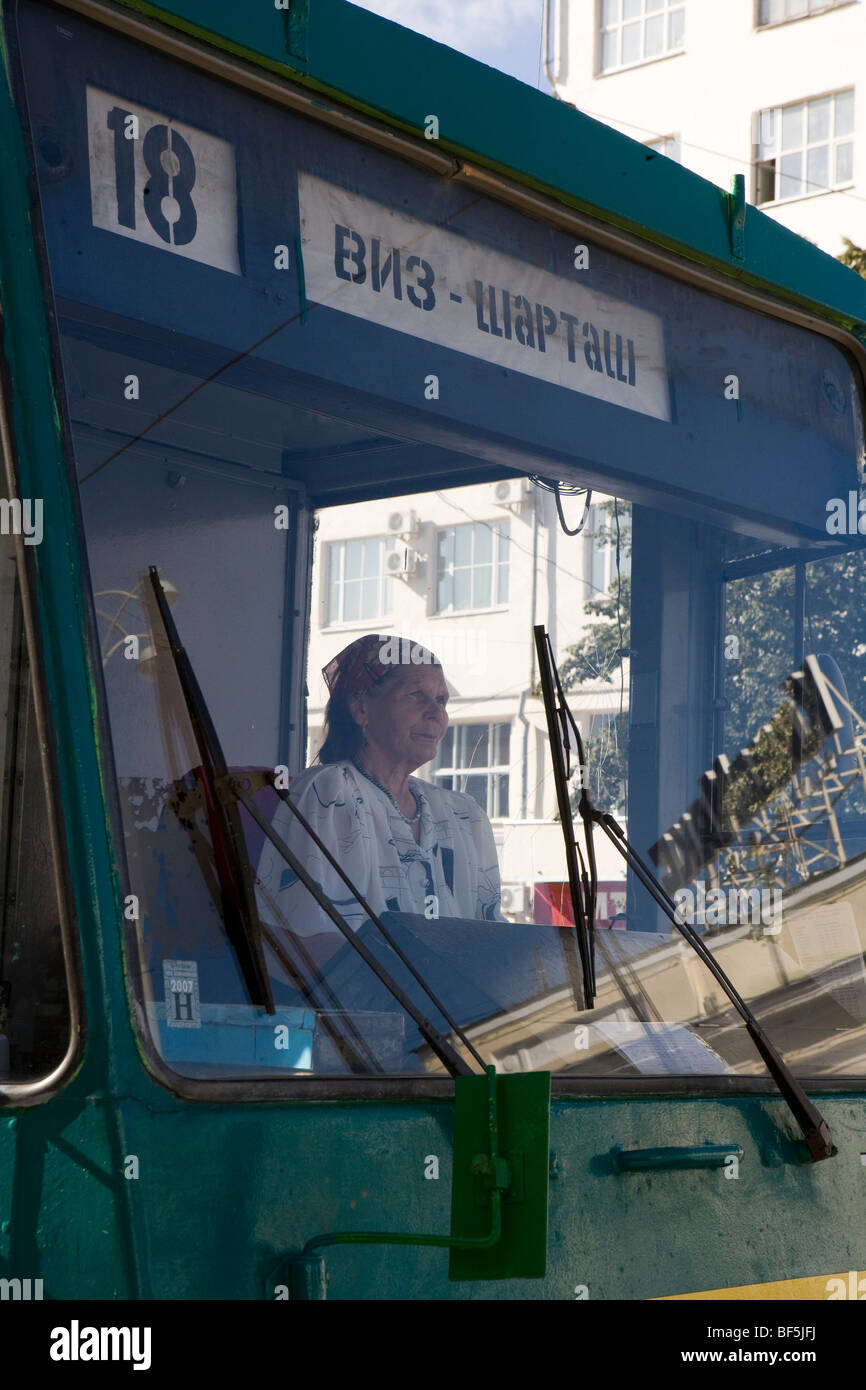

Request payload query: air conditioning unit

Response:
[491,478,526,507]
[501,882,529,914]
[386,545,418,577]
[387,508,419,536]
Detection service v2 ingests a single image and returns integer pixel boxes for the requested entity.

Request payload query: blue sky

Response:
[348,0,552,91]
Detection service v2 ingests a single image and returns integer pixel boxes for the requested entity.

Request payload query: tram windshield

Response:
[15,0,866,1082]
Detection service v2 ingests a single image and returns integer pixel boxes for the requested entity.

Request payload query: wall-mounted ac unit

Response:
[386,545,419,577]
[501,882,529,914]
[490,478,527,507]
[387,508,420,535]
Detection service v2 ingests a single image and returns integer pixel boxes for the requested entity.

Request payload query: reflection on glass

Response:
[807,145,829,193]
[836,89,854,138]
[19,0,866,1083]
[837,142,854,184]
[621,21,641,63]
[644,15,664,56]
[780,151,803,198]
[781,103,804,152]
[808,97,831,144]
[668,6,684,47]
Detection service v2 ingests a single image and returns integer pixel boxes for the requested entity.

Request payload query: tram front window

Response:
[16,0,866,1083]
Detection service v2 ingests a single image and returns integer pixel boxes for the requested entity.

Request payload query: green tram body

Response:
[1,0,866,1302]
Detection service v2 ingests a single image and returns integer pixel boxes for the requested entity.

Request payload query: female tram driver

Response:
[255,633,503,970]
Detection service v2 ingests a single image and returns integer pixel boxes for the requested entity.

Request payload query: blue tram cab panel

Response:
[13,0,866,1098]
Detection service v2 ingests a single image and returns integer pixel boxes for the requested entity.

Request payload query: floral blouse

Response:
[255,759,503,939]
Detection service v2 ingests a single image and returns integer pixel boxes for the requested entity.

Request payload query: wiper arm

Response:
[533,625,835,1163]
[533,625,595,1008]
[148,566,275,1013]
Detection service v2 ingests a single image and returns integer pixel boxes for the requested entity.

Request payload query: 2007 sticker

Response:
[163,959,201,1028]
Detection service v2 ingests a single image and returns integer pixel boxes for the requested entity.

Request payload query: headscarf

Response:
[322,633,440,699]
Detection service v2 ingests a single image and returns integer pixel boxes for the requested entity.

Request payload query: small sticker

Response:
[163,958,201,1028]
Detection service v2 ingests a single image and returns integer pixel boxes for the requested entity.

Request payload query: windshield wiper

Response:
[533,624,835,1163]
[148,566,481,1079]
[148,566,275,1013]
[534,627,595,1009]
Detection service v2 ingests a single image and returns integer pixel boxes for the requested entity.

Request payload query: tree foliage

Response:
[558,500,631,814]
[837,237,866,278]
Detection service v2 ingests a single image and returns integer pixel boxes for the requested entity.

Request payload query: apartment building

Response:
[545,0,865,256]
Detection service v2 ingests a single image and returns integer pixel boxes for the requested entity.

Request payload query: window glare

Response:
[435,519,510,614]
[808,97,831,144]
[781,104,804,152]
[325,536,392,623]
[433,720,511,818]
[836,89,855,137]
[836,140,854,182]
[760,0,852,24]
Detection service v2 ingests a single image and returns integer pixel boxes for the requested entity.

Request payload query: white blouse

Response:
[254,759,503,940]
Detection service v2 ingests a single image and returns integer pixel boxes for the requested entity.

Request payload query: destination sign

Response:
[298,173,670,421]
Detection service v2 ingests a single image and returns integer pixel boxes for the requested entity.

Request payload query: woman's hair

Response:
[317,669,398,763]
[317,633,442,764]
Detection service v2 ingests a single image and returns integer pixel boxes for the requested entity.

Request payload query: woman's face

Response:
[352,664,449,771]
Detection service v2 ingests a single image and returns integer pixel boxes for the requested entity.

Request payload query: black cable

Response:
[553,481,592,537]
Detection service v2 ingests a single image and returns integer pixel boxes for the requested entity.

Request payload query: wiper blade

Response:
[534,625,595,1009]
[148,566,275,1013]
[533,625,834,1163]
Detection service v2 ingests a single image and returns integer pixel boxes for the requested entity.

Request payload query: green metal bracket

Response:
[282,0,310,63]
[449,1068,550,1281]
[729,173,746,262]
[284,1067,550,1297]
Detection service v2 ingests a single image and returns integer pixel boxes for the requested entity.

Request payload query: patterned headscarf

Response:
[322,633,440,698]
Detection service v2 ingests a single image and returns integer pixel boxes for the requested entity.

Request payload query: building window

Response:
[435,520,509,614]
[433,723,511,818]
[645,134,682,162]
[588,504,632,594]
[325,536,395,625]
[599,0,685,74]
[756,90,854,204]
[758,0,852,27]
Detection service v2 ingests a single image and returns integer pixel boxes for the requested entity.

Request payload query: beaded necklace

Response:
[353,762,422,824]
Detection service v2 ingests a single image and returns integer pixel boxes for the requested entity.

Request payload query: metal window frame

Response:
[0,346,85,1107]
